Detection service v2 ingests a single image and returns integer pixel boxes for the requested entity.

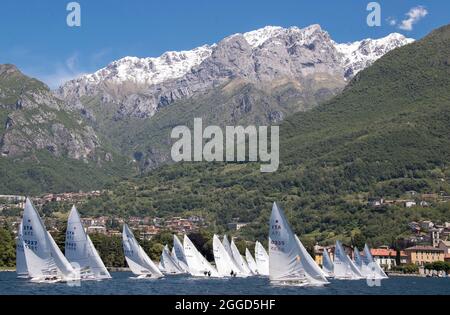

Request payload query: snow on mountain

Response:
[57,25,414,116]
[336,33,414,77]
[82,45,213,86]
[63,25,413,91]
[242,26,286,48]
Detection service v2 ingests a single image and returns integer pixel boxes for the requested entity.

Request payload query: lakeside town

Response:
[1,191,449,276]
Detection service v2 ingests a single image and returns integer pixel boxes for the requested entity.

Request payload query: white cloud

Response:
[398,6,428,31]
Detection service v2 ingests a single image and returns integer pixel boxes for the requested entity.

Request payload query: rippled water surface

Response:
[0,272,449,295]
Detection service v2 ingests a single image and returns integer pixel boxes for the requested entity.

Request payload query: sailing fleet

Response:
[16,198,388,286]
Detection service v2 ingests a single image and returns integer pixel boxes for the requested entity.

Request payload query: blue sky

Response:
[0,0,448,88]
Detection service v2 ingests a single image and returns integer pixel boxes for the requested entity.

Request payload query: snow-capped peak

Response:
[335,33,414,77]
[240,24,327,48]
[242,26,285,48]
[58,24,414,101]
[82,44,213,86]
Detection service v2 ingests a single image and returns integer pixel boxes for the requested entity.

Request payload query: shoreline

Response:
[387,273,425,277]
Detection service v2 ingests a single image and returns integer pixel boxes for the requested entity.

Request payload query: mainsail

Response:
[362,244,388,279]
[16,221,28,278]
[222,235,234,259]
[230,240,253,276]
[173,234,189,272]
[353,247,364,271]
[269,202,312,285]
[213,235,242,277]
[183,235,220,277]
[255,241,270,276]
[322,248,334,277]
[160,245,184,274]
[65,206,111,280]
[22,198,77,282]
[333,240,364,280]
[294,235,329,285]
[122,224,163,278]
[245,248,258,275]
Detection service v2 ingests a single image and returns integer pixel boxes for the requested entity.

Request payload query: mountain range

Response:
[0,24,415,193]
[57,25,413,171]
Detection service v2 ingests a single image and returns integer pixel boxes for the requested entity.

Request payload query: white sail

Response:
[213,235,243,277]
[353,247,364,271]
[362,244,388,279]
[160,245,184,274]
[230,240,253,276]
[22,198,77,282]
[222,235,234,259]
[65,206,111,280]
[16,221,28,278]
[322,248,334,277]
[47,231,79,280]
[255,241,270,276]
[173,234,190,272]
[183,235,220,277]
[171,246,189,273]
[23,243,57,279]
[158,260,165,272]
[245,248,258,275]
[294,235,329,285]
[269,202,309,285]
[122,224,163,278]
[333,240,364,280]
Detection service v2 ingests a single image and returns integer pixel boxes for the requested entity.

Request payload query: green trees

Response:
[424,261,450,272]
[393,263,420,274]
[89,234,125,267]
[0,225,15,268]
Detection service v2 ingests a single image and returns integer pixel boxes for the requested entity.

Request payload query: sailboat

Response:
[159,245,185,275]
[362,244,388,279]
[255,241,270,276]
[183,235,220,278]
[16,221,29,278]
[172,234,189,273]
[122,224,163,279]
[333,240,364,280]
[65,206,111,280]
[230,239,253,276]
[245,248,258,275]
[321,248,334,278]
[21,198,79,283]
[269,202,328,286]
[213,235,243,277]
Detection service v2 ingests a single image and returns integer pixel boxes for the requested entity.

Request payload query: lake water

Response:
[0,272,449,295]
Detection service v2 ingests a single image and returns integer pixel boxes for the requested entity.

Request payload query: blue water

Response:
[0,272,449,295]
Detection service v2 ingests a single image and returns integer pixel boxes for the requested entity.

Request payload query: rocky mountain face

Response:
[0,64,110,162]
[57,25,413,120]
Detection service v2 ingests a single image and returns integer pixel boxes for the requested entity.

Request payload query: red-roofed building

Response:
[371,248,407,270]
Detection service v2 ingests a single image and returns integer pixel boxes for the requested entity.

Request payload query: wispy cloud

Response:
[35,53,86,89]
[398,6,428,31]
